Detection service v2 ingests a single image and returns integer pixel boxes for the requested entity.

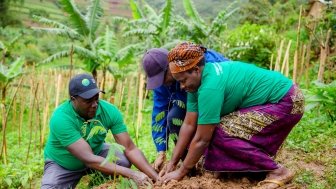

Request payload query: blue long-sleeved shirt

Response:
[151,49,229,152]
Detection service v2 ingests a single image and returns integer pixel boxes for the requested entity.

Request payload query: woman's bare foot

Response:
[254,167,295,189]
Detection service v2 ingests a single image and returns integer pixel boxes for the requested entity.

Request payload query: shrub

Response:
[222,23,277,68]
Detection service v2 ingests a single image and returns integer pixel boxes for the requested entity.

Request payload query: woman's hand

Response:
[153,151,166,172]
[161,166,188,184]
[130,171,153,187]
[159,160,176,177]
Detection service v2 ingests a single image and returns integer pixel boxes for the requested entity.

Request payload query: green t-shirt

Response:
[187,61,293,124]
[44,99,127,170]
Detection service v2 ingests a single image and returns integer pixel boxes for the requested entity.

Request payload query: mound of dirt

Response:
[150,172,254,189]
[95,150,304,189]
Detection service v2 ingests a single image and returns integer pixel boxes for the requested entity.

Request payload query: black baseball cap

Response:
[69,73,104,99]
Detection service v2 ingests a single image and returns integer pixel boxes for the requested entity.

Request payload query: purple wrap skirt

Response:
[203,85,304,172]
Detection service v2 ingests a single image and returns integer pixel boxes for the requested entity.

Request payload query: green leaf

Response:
[59,0,89,36]
[71,45,97,60]
[40,50,70,64]
[0,72,7,83]
[0,40,5,50]
[160,0,172,30]
[129,0,142,20]
[6,57,25,80]
[101,142,125,166]
[33,27,80,39]
[85,0,103,35]
[103,26,117,55]
[143,2,158,18]
[32,16,80,39]
[86,125,106,140]
[183,0,205,25]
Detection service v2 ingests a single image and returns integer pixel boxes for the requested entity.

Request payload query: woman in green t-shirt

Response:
[160,42,304,189]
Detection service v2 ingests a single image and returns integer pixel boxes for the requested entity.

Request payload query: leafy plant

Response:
[222,23,277,67]
[173,0,239,48]
[123,0,177,49]
[0,38,25,165]
[304,80,336,121]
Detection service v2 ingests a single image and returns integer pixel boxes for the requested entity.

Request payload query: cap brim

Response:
[146,71,165,90]
[78,88,103,99]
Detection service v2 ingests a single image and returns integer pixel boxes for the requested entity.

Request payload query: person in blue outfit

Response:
[141,43,229,171]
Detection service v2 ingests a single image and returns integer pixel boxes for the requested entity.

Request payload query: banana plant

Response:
[0,39,25,164]
[174,0,239,48]
[124,0,180,49]
[94,26,140,94]
[32,0,104,78]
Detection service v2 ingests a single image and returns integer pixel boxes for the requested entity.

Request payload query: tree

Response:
[0,38,25,164]
[33,0,105,78]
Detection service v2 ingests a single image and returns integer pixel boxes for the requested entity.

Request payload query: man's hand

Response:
[159,160,176,177]
[130,170,153,187]
[153,151,166,172]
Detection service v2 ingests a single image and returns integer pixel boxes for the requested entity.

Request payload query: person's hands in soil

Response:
[130,170,153,187]
[159,160,176,177]
[162,166,188,183]
[153,151,166,172]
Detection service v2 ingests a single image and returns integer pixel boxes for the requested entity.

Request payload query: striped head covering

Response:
[168,42,206,73]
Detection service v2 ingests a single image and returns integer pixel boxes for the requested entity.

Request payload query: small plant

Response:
[304,80,336,121]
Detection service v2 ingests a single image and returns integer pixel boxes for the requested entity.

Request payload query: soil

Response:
[95,148,327,189]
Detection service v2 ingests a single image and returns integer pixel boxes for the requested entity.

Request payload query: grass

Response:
[284,106,336,188]
[1,77,335,188]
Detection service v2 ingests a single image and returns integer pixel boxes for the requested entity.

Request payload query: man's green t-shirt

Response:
[44,99,127,170]
[187,61,293,124]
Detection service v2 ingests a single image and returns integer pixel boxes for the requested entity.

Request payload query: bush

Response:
[222,23,277,68]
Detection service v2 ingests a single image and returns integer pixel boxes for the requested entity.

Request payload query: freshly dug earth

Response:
[150,172,256,189]
[95,149,305,189]
[96,171,258,189]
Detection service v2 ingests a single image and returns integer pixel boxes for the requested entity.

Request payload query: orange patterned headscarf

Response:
[168,42,206,73]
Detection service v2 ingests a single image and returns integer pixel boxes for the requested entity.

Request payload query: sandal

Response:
[254,179,296,189]
[258,179,285,187]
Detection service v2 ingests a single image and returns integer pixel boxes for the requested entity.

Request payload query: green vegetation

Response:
[0,0,335,188]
